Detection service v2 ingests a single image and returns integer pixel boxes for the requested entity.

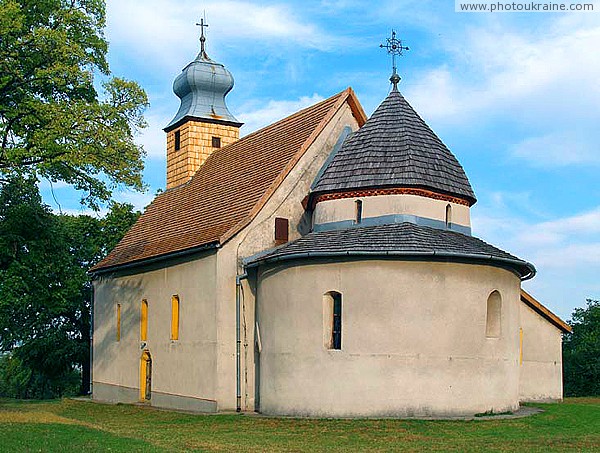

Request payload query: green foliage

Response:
[0,354,32,398]
[0,354,79,398]
[0,178,139,398]
[563,299,600,397]
[0,0,149,209]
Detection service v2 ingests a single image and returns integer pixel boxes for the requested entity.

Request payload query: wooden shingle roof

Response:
[245,222,535,280]
[92,88,366,272]
[312,88,477,204]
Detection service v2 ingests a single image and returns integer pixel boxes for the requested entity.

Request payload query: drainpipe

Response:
[89,281,94,396]
[235,271,248,412]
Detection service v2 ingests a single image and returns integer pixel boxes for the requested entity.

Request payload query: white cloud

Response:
[238,94,325,135]
[510,131,600,167]
[106,0,346,72]
[552,208,600,235]
[404,67,467,121]
[406,18,600,125]
[532,243,600,268]
[474,195,600,251]
[515,207,600,247]
[47,190,154,216]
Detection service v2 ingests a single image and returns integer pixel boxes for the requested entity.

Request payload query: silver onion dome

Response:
[164,50,241,131]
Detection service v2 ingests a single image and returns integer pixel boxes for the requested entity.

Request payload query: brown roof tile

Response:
[92,88,366,272]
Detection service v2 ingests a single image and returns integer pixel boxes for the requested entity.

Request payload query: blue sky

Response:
[39,0,600,320]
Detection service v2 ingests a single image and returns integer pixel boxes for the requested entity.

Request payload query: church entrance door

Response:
[140,350,152,401]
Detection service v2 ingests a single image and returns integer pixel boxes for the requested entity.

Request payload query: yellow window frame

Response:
[171,295,180,340]
[141,299,148,341]
[116,304,121,341]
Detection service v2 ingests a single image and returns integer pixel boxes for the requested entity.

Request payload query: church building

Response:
[90,31,571,417]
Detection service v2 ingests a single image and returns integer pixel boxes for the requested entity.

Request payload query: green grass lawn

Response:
[0,398,598,452]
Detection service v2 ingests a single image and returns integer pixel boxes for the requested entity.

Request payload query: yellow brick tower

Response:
[164,19,242,189]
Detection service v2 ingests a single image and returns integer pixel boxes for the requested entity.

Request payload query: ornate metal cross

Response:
[380,30,409,89]
[196,17,209,55]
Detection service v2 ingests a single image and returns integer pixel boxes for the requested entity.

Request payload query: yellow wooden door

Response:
[140,350,152,401]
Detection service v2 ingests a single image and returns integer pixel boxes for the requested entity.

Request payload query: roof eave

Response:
[164,115,243,133]
[308,184,477,210]
[245,249,535,280]
[89,241,220,277]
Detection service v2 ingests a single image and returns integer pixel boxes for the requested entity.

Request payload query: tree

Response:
[563,299,600,397]
[0,177,139,397]
[0,0,148,209]
[0,176,75,397]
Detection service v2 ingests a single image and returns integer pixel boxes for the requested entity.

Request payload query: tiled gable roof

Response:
[92,88,365,272]
[245,222,535,280]
[312,89,477,204]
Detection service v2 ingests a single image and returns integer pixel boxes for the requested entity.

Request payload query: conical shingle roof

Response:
[313,89,476,204]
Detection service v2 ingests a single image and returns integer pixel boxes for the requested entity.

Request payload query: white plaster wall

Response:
[313,195,471,228]
[519,302,564,401]
[93,252,218,404]
[93,101,361,413]
[256,260,521,417]
[214,103,362,411]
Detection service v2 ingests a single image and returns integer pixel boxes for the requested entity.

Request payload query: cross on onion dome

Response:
[380,30,409,90]
[196,16,209,58]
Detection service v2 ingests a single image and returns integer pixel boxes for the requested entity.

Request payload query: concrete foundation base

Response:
[92,381,217,413]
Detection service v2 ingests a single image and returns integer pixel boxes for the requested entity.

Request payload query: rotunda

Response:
[246,80,535,418]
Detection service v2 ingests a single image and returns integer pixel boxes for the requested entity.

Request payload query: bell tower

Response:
[164,19,242,189]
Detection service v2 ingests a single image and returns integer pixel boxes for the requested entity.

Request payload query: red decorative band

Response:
[314,187,472,206]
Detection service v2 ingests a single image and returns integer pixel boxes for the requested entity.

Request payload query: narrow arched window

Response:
[141,299,148,341]
[323,291,342,350]
[486,291,502,338]
[355,200,363,224]
[116,304,121,342]
[171,295,180,341]
[445,203,452,228]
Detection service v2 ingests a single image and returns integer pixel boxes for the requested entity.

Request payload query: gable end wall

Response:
[518,301,564,401]
[92,252,219,411]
